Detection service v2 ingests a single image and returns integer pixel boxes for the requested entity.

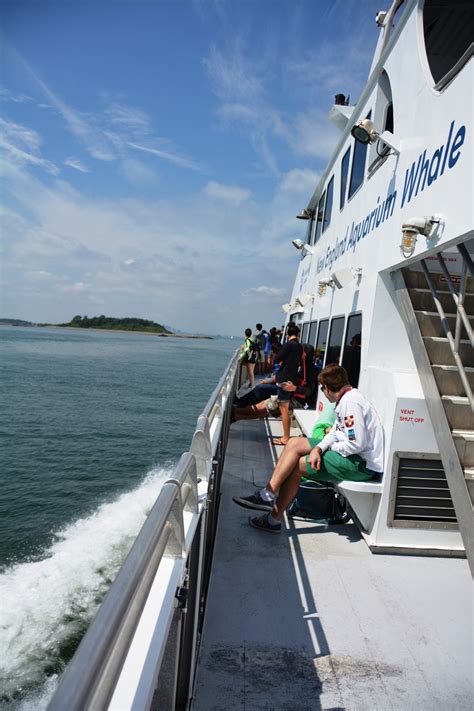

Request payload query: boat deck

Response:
[191,417,472,710]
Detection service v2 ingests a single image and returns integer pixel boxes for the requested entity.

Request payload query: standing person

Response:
[271,324,303,446]
[254,324,266,375]
[232,364,384,533]
[268,327,280,373]
[240,328,258,389]
[262,329,272,374]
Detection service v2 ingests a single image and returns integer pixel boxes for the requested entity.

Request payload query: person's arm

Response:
[315,423,338,453]
[330,401,369,456]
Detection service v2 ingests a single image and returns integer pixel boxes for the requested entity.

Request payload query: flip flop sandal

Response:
[272,437,289,446]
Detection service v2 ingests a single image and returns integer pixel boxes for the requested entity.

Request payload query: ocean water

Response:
[0,326,236,707]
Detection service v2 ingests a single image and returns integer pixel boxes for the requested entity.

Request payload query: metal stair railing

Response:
[420,248,474,412]
[393,268,474,575]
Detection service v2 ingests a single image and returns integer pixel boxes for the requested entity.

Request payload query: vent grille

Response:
[393,457,458,527]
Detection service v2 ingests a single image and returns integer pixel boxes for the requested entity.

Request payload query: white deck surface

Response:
[191,417,473,711]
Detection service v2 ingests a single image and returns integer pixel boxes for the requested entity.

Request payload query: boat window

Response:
[341,313,362,387]
[340,147,351,209]
[301,322,309,343]
[348,112,370,199]
[314,192,326,244]
[322,176,334,233]
[385,102,394,133]
[315,319,329,362]
[369,72,394,171]
[325,317,345,366]
[306,214,316,246]
[308,320,318,346]
[423,0,474,88]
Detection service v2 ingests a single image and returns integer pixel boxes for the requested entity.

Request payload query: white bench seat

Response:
[293,410,384,532]
[338,479,383,495]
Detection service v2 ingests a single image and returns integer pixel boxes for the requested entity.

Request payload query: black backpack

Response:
[287,480,349,524]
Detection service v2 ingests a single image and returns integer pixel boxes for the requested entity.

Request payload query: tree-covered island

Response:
[62,315,172,334]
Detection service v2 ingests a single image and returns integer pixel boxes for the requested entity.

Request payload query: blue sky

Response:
[1,0,383,336]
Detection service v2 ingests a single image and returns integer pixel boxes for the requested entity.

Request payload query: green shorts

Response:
[305,438,377,484]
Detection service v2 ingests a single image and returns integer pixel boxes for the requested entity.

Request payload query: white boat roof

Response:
[191,417,472,710]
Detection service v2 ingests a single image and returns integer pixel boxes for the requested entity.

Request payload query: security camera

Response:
[292,239,304,250]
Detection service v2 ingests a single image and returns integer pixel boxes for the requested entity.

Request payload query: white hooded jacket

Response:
[317,388,384,473]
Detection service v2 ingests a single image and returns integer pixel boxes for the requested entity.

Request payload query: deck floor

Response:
[191,417,473,711]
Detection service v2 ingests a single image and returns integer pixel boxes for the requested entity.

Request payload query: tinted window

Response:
[322,176,334,233]
[314,192,326,244]
[348,137,368,198]
[377,103,394,159]
[308,320,318,345]
[326,317,345,366]
[316,320,329,362]
[301,322,309,343]
[341,314,362,387]
[306,215,315,245]
[385,102,393,133]
[423,0,474,85]
[340,147,350,209]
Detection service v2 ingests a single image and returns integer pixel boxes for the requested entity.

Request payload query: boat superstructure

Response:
[47,1,473,709]
[286,0,473,566]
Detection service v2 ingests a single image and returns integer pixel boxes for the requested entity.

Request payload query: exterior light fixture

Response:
[400,216,442,258]
[318,279,334,296]
[281,303,292,313]
[295,293,313,307]
[351,118,400,154]
[330,267,363,289]
[296,208,314,220]
[292,238,315,256]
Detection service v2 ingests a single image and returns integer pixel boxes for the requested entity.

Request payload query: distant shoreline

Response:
[0,323,213,339]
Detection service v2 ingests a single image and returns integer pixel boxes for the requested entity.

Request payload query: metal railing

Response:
[48,349,241,711]
[420,245,474,412]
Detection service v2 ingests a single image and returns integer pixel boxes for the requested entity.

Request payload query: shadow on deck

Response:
[191,418,472,711]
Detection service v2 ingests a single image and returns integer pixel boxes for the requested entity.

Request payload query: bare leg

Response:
[246,362,255,387]
[278,401,291,444]
[271,457,307,520]
[266,437,311,494]
[234,401,268,421]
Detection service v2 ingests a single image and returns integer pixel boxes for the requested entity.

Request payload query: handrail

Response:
[48,480,185,711]
[420,257,473,412]
[48,348,241,710]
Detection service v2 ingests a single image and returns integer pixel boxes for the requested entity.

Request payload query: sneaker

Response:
[232,490,273,511]
[248,513,281,534]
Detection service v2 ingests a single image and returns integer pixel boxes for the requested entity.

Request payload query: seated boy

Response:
[233,363,383,533]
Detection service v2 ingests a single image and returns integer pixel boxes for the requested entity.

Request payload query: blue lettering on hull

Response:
[315,120,466,274]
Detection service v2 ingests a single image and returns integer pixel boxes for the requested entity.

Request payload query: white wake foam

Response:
[0,467,172,705]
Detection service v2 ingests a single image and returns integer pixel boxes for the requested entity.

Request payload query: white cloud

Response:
[278,168,321,195]
[15,54,200,172]
[203,41,265,103]
[62,282,87,292]
[247,286,286,297]
[64,157,89,173]
[0,88,34,104]
[0,118,59,175]
[1,158,303,334]
[126,141,202,171]
[204,181,251,204]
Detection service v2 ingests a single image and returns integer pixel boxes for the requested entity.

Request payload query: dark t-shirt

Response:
[275,338,303,384]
